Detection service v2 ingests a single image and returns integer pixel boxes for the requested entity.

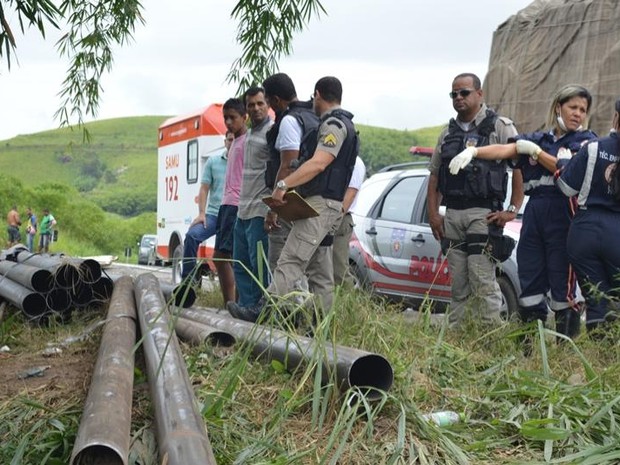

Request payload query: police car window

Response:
[187,140,199,184]
[378,176,425,223]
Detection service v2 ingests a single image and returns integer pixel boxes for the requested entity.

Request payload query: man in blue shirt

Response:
[181,131,232,284]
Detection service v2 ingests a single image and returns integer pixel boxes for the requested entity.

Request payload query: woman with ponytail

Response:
[557,98,620,336]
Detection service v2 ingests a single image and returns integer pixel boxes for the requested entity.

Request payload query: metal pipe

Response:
[0,275,48,320]
[159,282,196,308]
[71,258,103,284]
[70,281,94,307]
[0,260,54,293]
[175,317,236,347]
[92,276,114,302]
[180,307,394,400]
[133,273,217,465]
[70,275,137,465]
[45,288,72,313]
[16,251,81,288]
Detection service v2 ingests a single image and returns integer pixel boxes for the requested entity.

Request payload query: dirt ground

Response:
[0,262,174,402]
[0,317,99,401]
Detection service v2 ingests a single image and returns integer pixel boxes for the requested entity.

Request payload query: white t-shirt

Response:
[348,157,367,213]
[275,115,303,152]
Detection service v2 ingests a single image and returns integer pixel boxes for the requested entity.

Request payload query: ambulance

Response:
[156,104,227,282]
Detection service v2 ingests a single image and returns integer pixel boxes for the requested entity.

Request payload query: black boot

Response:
[555,309,581,341]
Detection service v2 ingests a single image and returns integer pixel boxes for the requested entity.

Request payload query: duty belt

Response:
[445,197,499,210]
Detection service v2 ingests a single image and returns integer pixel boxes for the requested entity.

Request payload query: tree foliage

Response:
[0,0,325,131]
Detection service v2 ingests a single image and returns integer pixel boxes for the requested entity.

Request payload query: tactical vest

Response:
[438,109,508,207]
[298,108,359,201]
[265,100,320,189]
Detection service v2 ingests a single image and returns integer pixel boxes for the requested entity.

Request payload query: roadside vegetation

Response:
[0,117,441,259]
[2,283,620,464]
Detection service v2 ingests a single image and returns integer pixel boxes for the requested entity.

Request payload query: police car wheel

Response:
[349,262,370,290]
[498,275,519,321]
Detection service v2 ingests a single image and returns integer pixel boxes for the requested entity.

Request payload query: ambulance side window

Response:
[187,140,198,184]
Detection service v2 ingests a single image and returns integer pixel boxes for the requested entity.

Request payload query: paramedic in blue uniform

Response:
[556,98,620,335]
[449,84,597,338]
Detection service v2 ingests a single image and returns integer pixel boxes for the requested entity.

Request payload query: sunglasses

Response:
[449,89,475,99]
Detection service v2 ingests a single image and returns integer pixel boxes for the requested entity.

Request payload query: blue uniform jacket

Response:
[509,130,597,197]
[557,133,620,212]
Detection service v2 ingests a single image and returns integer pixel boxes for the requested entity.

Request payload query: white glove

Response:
[556,147,571,160]
[516,140,542,160]
[449,147,477,175]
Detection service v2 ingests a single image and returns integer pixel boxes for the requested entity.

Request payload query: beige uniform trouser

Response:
[444,207,502,327]
[268,218,292,272]
[268,195,343,312]
[332,212,355,287]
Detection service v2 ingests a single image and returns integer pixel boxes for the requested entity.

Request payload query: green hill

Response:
[0,116,441,256]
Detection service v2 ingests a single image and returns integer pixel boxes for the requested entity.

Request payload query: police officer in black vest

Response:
[427,73,524,327]
[231,76,358,323]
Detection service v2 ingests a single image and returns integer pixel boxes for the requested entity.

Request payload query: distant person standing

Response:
[181,131,233,284]
[38,209,56,253]
[333,156,366,287]
[25,207,37,252]
[212,98,248,304]
[227,87,273,316]
[6,205,21,247]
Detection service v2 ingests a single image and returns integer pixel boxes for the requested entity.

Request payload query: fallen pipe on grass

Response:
[0,275,48,321]
[180,307,394,401]
[70,275,137,465]
[16,251,81,288]
[0,260,54,293]
[175,316,236,347]
[133,273,217,465]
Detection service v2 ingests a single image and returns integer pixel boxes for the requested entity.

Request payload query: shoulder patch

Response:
[322,133,338,147]
[326,119,343,129]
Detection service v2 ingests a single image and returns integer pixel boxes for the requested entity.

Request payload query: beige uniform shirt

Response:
[429,104,518,175]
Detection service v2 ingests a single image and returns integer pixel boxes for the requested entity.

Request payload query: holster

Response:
[486,223,515,262]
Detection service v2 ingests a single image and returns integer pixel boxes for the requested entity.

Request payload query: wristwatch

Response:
[507,204,517,214]
[276,179,288,191]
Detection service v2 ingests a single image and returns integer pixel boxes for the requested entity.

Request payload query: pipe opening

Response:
[205,331,236,347]
[171,284,196,308]
[348,354,394,400]
[45,288,72,312]
[32,269,54,293]
[92,277,114,300]
[22,293,48,319]
[55,263,81,288]
[73,445,124,465]
[78,259,102,284]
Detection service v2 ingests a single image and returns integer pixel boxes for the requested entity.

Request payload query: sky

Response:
[0,0,534,141]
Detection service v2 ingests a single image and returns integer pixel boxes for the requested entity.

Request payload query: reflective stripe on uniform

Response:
[519,293,545,307]
[577,141,599,208]
[523,175,555,192]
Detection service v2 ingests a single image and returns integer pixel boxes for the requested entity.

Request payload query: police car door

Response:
[370,174,430,298]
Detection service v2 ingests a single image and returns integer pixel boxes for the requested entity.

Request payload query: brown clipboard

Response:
[262,190,319,221]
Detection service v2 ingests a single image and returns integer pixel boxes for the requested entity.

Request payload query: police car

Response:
[348,162,523,319]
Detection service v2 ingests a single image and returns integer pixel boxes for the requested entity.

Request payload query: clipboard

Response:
[262,190,319,221]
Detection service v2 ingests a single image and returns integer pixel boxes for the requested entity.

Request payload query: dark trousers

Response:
[517,196,577,321]
[568,209,620,325]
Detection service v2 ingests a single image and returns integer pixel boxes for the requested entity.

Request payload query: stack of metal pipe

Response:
[0,250,113,323]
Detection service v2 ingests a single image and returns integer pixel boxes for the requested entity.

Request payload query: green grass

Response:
[3,287,620,464]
